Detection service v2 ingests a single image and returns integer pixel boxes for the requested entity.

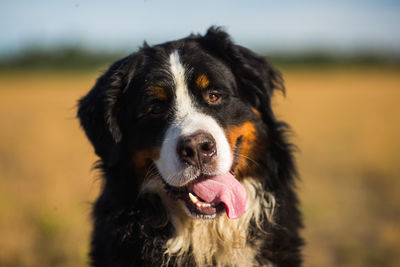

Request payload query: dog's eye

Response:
[149,103,165,115]
[206,92,221,104]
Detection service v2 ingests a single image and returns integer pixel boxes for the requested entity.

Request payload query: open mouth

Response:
[163,172,247,219]
[164,179,225,219]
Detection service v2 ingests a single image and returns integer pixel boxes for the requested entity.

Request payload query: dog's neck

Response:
[140,178,276,267]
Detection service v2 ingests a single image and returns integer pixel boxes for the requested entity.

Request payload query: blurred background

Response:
[0,0,399,266]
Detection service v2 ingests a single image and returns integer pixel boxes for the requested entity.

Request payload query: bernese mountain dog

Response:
[78,27,303,267]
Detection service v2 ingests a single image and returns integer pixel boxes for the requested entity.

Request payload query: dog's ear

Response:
[77,55,138,166]
[200,27,284,116]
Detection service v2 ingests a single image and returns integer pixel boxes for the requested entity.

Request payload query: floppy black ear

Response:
[77,55,137,166]
[199,27,284,115]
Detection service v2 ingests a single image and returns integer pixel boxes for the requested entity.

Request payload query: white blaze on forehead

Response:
[155,51,233,187]
[169,50,193,118]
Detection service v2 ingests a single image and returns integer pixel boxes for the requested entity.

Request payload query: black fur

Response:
[78,27,303,266]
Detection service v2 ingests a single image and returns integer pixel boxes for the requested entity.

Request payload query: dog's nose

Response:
[177,131,217,167]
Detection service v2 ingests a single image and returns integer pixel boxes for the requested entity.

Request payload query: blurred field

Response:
[0,67,399,266]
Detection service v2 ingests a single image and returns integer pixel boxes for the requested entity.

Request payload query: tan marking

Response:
[226,121,259,178]
[151,86,168,100]
[131,148,160,184]
[251,107,261,117]
[196,74,210,89]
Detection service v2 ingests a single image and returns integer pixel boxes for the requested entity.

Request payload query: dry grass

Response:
[0,67,399,266]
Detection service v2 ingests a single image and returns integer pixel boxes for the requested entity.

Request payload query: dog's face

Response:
[129,49,258,219]
[78,27,283,220]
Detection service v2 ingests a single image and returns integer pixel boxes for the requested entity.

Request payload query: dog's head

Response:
[78,27,284,220]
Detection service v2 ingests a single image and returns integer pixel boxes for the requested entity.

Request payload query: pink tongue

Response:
[192,173,247,219]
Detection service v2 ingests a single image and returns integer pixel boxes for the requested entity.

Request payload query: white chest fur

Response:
[141,178,276,267]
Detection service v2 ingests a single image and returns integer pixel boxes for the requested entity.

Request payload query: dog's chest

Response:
[165,215,259,267]
[140,177,275,266]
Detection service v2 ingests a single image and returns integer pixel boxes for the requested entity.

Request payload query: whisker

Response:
[233,152,260,167]
[143,162,159,181]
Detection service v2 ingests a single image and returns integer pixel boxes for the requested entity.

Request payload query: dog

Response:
[78,27,303,267]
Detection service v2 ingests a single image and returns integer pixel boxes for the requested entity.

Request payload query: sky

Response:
[0,0,399,57]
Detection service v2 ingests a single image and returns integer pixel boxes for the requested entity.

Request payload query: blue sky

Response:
[1,0,399,56]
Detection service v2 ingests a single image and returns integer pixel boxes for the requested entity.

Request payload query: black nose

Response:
[177,131,217,167]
